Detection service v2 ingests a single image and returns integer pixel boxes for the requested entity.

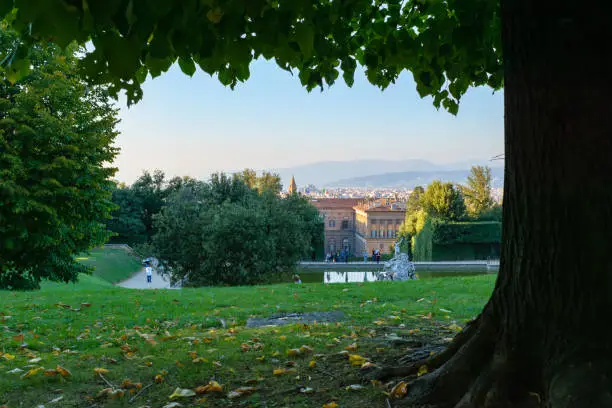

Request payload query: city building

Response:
[354,200,406,256]
[311,198,361,256]
[311,197,406,256]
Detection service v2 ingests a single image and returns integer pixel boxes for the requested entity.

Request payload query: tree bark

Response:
[366,1,612,406]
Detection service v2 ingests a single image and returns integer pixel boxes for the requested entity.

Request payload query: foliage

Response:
[411,215,434,262]
[105,183,147,244]
[151,175,323,286]
[431,221,501,245]
[0,273,495,406]
[106,170,175,244]
[130,169,167,239]
[0,26,119,289]
[461,166,494,217]
[234,168,283,195]
[475,203,502,222]
[421,181,466,221]
[0,0,502,111]
[407,186,425,214]
[411,216,501,261]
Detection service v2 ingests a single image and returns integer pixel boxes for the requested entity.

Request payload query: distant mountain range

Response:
[325,167,504,188]
[267,159,504,189]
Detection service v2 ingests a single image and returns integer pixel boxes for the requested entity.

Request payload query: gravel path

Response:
[117,267,175,289]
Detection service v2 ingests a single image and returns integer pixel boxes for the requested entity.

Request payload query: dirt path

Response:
[116,267,175,289]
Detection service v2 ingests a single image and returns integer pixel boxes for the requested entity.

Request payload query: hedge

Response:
[411,217,502,261]
[431,220,501,245]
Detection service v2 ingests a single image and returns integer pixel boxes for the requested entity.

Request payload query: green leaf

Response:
[178,56,196,76]
[135,65,148,83]
[293,23,314,59]
[0,0,13,18]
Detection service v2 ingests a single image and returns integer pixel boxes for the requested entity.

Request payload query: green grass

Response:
[0,275,495,408]
[77,247,142,284]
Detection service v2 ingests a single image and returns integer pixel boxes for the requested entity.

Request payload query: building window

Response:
[329,220,336,227]
[341,220,349,230]
[343,238,350,252]
[371,230,377,238]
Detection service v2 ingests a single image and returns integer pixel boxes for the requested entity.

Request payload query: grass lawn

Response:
[76,247,143,284]
[0,275,495,408]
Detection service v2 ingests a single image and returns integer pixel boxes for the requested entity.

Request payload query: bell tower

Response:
[288,176,297,195]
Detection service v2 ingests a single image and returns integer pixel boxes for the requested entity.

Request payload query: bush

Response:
[152,177,323,286]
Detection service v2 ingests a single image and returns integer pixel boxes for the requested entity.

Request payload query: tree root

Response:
[364,312,612,408]
[362,316,483,382]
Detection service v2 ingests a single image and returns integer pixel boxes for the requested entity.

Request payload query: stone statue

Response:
[394,237,403,257]
[377,237,417,281]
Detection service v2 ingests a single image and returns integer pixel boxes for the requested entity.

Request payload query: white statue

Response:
[394,237,403,257]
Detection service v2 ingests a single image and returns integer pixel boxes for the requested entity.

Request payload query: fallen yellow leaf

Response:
[417,365,428,376]
[2,353,15,360]
[299,345,314,353]
[227,386,257,399]
[345,343,358,352]
[169,387,196,399]
[348,354,367,366]
[390,381,409,398]
[94,367,110,375]
[56,365,71,377]
[273,368,296,376]
[21,367,44,379]
[287,348,300,356]
[195,381,223,394]
[323,402,339,408]
[309,360,317,368]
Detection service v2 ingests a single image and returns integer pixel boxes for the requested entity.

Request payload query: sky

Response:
[114,59,504,184]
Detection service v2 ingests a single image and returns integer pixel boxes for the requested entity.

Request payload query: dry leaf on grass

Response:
[195,381,223,394]
[227,386,257,399]
[169,388,196,399]
[390,381,409,398]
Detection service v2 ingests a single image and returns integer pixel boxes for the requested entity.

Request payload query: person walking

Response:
[145,264,153,288]
[363,250,368,263]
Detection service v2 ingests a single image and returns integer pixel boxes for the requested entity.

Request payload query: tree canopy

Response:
[462,165,495,217]
[0,26,119,289]
[420,180,466,221]
[0,0,502,112]
[151,174,323,286]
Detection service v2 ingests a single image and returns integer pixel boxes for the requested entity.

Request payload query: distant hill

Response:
[325,167,504,189]
[269,158,503,188]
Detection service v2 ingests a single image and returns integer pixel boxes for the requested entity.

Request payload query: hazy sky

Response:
[114,59,504,183]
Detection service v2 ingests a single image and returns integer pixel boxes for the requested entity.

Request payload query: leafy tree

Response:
[462,165,495,217]
[105,170,171,244]
[281,193,325,259]
[257,171,283,194]
[407,185,425,214]
[131,169,166,240]
[2,1,610,405]
[421,181,466,221]
[105,182,147,244]
[0,27,118,289]
[152,175,318,286]
[234,169,283,194]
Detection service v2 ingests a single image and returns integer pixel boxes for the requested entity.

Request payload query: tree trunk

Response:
[365,1,612,406]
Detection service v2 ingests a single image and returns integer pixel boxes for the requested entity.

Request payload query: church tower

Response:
[288,176,297,195]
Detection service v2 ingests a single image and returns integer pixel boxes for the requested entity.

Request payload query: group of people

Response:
[325,250,350,263]
[368,249,381,264]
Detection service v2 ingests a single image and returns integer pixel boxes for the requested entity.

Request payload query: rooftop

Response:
[311,198,363,209]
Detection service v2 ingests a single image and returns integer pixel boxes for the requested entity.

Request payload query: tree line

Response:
[398,165,502,255]
[107,170,324,287]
